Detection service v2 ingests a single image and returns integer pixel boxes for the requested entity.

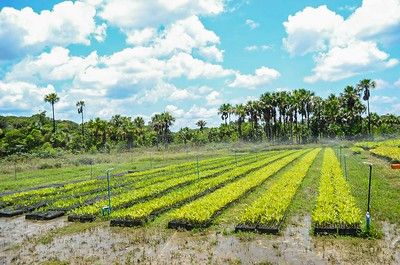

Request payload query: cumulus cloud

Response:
[304,41,398,83]
[0,81,55,112]
[244,45,272,52]
[395,79,400,88]
[245,19,259,29]
[206,90,223,106]
[99,0,224,30]
[0,1,104,60]
[283,0,400,82]
[229,66,280,89]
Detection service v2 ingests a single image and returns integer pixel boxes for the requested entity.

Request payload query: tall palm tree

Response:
[357,79,376,135]
[44,93,60,132]
[76,100,85,137]
[233,104,246,139]
[196,120,206,131]
[218,103,232,125]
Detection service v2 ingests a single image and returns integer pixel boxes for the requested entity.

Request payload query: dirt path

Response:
[1,215,399,264]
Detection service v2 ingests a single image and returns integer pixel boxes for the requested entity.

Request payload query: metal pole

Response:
[14,161,17,179]
[344,155,348,181]
[90,162,93,178]
[107,169,112,212]
[150,152,152,169]
[367,164,372,213]
[196,155,200,178]
[364,163,372,233]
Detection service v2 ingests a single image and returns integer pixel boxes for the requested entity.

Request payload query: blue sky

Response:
[0,0,399,129]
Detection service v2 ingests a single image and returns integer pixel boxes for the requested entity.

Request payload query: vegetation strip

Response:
[370,146,400,163]
[167,150,308,230]
[1,153,251,211]
[235,148,321,234]
[109,151,295,227]
[68,151,289,221]
[312,148,362,235]
[23,152,268,219]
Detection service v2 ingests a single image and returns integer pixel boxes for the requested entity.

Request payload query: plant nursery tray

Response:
[25,210,65,221]
[67,214,96,222]
[110,218,145,227]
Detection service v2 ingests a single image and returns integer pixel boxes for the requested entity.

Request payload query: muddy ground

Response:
[1,214,399,265]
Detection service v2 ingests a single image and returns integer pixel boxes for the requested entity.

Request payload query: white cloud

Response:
[229,66,280,88]
[245,19,259,29]
[305,40,398,83]
[100,0,224,30]
[244,44,272,52]
[370,95,397,104]
[199,45,224,62]
[284,0,400,82]
[165,104,185,118]
[168,89,197,101]
[283,5,343,56]
[395,79,400,88]
[126,27,156,46]
[0,1,103,59]
[6,47,99,82]
[374,79,390,90]
[165,52,233,80]
[0,81,55,112]
[206,90,223,106]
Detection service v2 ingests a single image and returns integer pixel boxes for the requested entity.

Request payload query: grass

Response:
[342,147,400,227]
[0,147,230,192]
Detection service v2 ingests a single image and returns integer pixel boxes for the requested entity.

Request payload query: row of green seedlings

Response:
[355,139,400,150]
[312,148,362,235]
[1,154,248,217]
[108,150,298,227]
[1,153,230,206]
[235,148,321,234]
[46,151,266,216]
[166,150,309,230]
[370,146,400,163]
[25,152,266,220]
[67,151,282,222]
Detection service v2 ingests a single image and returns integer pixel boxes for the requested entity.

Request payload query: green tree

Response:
[76,100,85,138]
[196,120,207,131]
[357,79,376,135]
[44,93,60,133]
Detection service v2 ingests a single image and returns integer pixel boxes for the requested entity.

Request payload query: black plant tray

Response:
[67,214,96,222]
[110,218,145,227]
[338,224,361,236]
[167,219,209,230]
[0,209,25,217]
[256,224,280,234]
[0,201,47,217]
[25,210,65,221]
[235,223,257,233]
[314,224,338,235]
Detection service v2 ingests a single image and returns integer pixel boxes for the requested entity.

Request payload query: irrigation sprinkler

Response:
[101,168,114,217]
[363,162,373,233]
[90,161,93,179]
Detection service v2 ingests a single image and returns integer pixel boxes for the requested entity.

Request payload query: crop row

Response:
[370,146,400,162]
[168,149,308,228]
[69,151,285,217]
[110,150,296,223]
[312,148,361,229]
[239,148,320,229]
[1,153,253,210]
[33,151,269,212]
[355,138,400,149]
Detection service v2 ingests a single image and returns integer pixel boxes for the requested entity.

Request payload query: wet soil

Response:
[1,214,399,264]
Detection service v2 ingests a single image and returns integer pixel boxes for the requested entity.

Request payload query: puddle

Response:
[2,215,400,264]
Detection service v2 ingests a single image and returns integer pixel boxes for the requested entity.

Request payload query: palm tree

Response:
[233,104,246,139]
[44,93,60,132]
[76,100,85,137]
[196,120,206,131]
[218,103,232,125]
[357,79,376,135]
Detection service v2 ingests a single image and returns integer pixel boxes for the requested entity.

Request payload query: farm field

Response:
[0,144,399,264]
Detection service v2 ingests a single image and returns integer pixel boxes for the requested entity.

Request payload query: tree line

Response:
[0,79,399,157]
